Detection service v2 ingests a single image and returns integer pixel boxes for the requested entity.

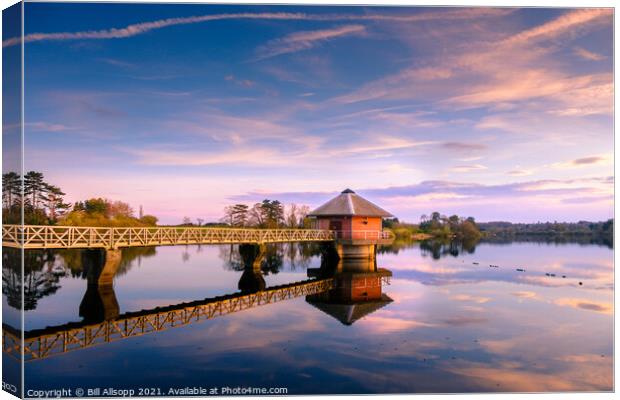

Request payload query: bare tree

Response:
[223,204,249,226]
[297,205,311,228]
[248,203,265,227]
[285,203,299,228]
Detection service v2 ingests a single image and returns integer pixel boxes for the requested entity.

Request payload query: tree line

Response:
[3,171,70,224]
[383,211,482,241]
[478,220,613,245]
[63,198,158,227]
[221,200,312,229]
[2,171,158,227]
[419,212,482,239]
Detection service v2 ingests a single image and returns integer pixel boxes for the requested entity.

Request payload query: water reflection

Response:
[306,258,392,325]
[2,248,61,310]
[3,243,393,362]
[220,242,324,273]
[379,235,612,259]
[2,238,613,393]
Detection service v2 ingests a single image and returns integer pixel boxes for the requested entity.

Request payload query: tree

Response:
[72,201,85,212]
[2,172,21,209]
[248,203,266,227]
[297,205,311,228]
[459,220,482,240]
[181,216,192,226]
[223,204,249,226]
[2,172,22,224]
[140,215,158,226]
[83,198,107,215]
[45,185,70,222]
[448,215,460,231]
[24,171,48,210]
[260,200,284,228]
[231,204,249,227]
[223,206,235,225]
[107,200,134,218]
[196,218,204,227]
[285,203,299,228]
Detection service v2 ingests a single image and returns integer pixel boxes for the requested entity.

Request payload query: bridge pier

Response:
[79,283,120,323]
[82,248,123,286]
[79,249,122,323]
[335,243,377,262]
[99,249,122,285]
[238,244,266,293]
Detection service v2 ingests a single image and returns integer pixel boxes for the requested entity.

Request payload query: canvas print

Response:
[1,1,614,397]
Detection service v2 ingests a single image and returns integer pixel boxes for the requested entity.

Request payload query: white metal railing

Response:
[1,225,336,249]
[2,225,394,249]
[333,230,394,241]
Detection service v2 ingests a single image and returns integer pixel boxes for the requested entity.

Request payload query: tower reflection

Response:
[306,254,392,325]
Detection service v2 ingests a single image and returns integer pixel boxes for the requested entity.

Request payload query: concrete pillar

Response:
[238,244,266,293]
[335,244,376,261]
[98,249,122,286]
[79,284,120,323]
[79,248,122,322]
[239,243,266,272]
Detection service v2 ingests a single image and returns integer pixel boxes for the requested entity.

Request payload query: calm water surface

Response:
[3,240,613,394]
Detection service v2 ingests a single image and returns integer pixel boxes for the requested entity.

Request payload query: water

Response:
[3,240,613,394]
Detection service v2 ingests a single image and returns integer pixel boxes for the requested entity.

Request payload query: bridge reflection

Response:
[2,245,392,362]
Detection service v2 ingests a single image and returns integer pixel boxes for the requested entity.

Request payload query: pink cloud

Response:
[255,25,366,60]
[573,46,606,61]
[503,8,611,45]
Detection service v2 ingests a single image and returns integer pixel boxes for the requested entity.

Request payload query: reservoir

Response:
[3,239,613,394]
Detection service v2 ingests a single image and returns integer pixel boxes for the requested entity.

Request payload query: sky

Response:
[3,3,614,224]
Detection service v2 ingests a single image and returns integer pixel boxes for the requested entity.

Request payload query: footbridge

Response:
[2,225,338,250]
[2,278,335,362]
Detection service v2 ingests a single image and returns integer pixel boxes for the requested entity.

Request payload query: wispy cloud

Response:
[450,294,491,304]
[572,156,607,165]
[3,9,513,48]
[230,176,613,208]
[126,134,432,168]
[554,298,612,314]
[128,147,289,167]
[25,121,78,132]
[450,164,487,173]
[551,155,609,169]
[224,74,256,88]
[254,25,366,60]
[3,12,310,47]
[440,142,487,152]
[507,169,533,177]
[511,291,539,300]
[98,58,136,68]
[503,8,611,45]
[573,46,606,61]
[336,136,434,156]
[332,8,612,113]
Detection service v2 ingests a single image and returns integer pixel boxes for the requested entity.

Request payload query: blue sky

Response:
[4,4,613,224]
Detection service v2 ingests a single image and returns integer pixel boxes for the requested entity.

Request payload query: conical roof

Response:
[308,189,393,218]
[305,294,394,325]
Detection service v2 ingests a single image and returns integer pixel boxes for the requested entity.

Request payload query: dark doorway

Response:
[329,220,342,232]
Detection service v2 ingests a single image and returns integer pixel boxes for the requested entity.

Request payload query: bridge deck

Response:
[2,225,336,249]
[3,278,334,361]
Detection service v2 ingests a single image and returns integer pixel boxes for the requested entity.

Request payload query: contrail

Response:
[3,8,513,47]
